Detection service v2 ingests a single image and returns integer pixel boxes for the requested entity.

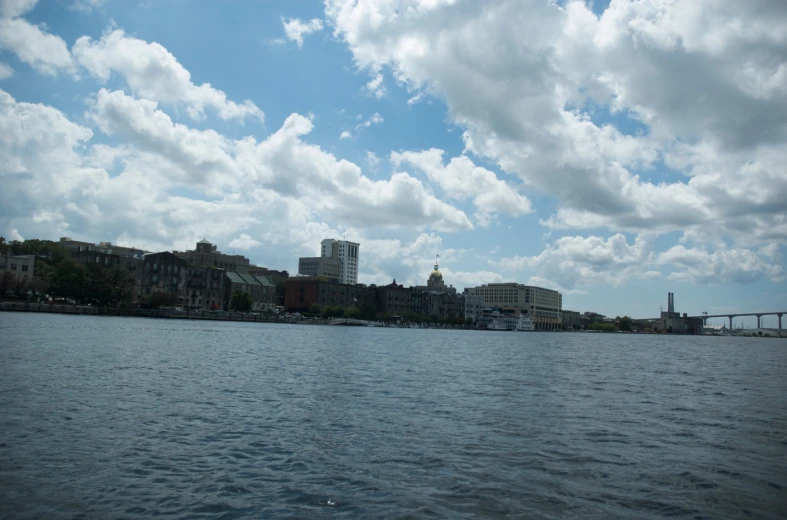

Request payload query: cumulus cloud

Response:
[281,17,324,48]
[493,233,783,291]
[228,233,261,250]
[0,86,472,275]
[0,62,13,79]
[0,0,73,75]
[392,148,532,225]
[73,30,264,122]
[326,0,787,245]
[365,72,386,98]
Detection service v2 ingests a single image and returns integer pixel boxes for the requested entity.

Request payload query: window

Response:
[22,265,28,272]
[10,263,16,270]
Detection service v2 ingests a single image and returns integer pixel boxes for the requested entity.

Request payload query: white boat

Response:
[516,314,535,331]
[487,319,509,331]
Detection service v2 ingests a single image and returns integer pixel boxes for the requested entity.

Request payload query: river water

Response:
[0,313,785,519]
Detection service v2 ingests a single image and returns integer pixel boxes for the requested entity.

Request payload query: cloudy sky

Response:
[1,0,785,324]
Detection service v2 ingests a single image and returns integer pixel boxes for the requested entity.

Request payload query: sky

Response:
[1,0,786,326]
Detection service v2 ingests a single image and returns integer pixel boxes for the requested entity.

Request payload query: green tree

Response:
[589,322,617,332]
[230,290,253,312]
[344,306,362,319]
[309,303,322,315]
[358,302,377,320]
[321,305,344,319]
[618,316,632,331]
[0,271,13,295]
[49,260,89,302]
[85,264,134,306]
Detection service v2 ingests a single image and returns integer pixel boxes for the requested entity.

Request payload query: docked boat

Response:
[516,314,535,331]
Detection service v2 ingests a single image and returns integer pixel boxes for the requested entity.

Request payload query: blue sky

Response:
[1,0,786,325]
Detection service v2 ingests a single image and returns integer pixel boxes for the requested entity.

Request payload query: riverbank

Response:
[0,301,327,325]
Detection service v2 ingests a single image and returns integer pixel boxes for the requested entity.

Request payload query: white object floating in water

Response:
[327,499,335,506]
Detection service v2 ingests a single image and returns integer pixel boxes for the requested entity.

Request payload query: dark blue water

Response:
[0,313,785,519]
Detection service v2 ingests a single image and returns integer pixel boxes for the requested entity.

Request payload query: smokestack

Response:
[667,292,675,314]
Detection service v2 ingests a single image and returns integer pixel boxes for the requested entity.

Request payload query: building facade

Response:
[135,252,188,305]
[224,272,276,311]
[464,283,562,330]
[0,253,35,282]
[464,293,484,323]
[561,310,581,330]
[59,237,146,259]
[320,239,359,285]
[284,278,376,312]
[297,256,342,281]
[174,239,250,273]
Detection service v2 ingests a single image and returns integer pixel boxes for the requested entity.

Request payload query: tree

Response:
[230,290,253,312]
[309,303,322,315]
[344,306,362,319]
[358,302,377,321]
[321,305,344,318]
[49,260,89,302]
[0,271,13,295]
[618,316,632,332]
[85,264,134,306]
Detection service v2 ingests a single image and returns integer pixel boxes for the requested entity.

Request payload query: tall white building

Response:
[320,239,360,285]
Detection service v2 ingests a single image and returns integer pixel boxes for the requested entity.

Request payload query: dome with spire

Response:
[427,259,446,289]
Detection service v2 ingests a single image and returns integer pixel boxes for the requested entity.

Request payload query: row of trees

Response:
[1,237,135,307]
[587,316,633,332]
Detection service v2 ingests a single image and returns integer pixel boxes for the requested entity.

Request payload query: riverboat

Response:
[516,314,535,331]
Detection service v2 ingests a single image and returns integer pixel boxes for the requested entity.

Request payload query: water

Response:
[0,313,785,519]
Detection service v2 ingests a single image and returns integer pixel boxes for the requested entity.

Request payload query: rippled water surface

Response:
[1,313,786,519]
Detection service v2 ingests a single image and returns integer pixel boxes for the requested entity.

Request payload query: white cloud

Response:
[326,0,787,246]
[0,87,473,275]
[365,72,386,98]
[70,0,103,12]
[0,2,73,75]
[356,112,383,130]
[73,30,264,122]
[658,245,784,284]
[281,17,324,48]
[0,0,37,19]
[339,130,352,140]
[0,62,13,79]
[392,148,532,225]
[228,233,261,250]
[365,150,380,170]
[493,233,783,291]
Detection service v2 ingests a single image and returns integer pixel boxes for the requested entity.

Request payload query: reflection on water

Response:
[1,313,785,519]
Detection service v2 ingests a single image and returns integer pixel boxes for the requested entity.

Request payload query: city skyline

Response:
[0,1,785,326]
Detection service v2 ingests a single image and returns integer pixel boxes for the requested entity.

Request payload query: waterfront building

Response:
[464,282,562,330]
[657,292,703,335]
[135,252,188,305]
[59,237,146,259]
[224,272,276,311]
[284,278,376,312]
[297,256,342,282]
[464,293,484,323]
[561,310,581,330]
[174,239,250,274]
[377,280,413,316]
[320,238,359,285]
[0,252,35,282]
[184,265,227,310]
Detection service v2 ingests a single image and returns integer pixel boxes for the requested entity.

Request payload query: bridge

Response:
[695,311,785,331]
[638,312,785,331]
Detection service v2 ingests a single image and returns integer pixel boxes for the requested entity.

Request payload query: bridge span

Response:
[695,312,785,330]
[636,311,786,331]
